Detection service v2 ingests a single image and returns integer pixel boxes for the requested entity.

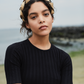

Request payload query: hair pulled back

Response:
[20,0,54,36]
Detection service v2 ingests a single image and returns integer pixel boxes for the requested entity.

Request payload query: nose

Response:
[39,15,45,24]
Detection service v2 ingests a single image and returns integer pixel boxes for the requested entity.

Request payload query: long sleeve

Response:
[60,51,73,84]
[4,44,22,84]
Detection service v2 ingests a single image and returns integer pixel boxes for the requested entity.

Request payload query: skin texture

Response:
[26,1,53,50]
[26,2,53,36]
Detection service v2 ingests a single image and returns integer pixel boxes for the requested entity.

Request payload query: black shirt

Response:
[5,39,73,84]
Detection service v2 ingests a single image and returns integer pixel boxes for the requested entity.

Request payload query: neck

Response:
[28,34,51,50]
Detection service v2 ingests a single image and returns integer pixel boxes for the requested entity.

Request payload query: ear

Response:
[26,23,30,29]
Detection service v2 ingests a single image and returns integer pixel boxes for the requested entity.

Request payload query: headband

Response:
[20,0,54,21]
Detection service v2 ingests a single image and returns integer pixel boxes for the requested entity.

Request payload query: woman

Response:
[5,0,73,84]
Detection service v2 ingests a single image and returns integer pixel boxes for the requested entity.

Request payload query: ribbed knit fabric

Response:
[5,39,73,84]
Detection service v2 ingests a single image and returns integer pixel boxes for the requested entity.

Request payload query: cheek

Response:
[28,20,36,28]
[28,21,38,31]
[48,20,53,26]
[48,16,53,24]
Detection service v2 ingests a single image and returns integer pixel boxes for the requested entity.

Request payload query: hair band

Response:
[20,0,54,21]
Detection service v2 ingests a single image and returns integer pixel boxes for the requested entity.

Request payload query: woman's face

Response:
[26,1,53,37]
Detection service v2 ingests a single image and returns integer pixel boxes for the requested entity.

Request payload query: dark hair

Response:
[20,0,54,36]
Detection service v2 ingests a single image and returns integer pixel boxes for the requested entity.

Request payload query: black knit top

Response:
[5,39,73,84]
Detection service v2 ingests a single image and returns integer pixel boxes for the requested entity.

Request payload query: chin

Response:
[39,32,50,36]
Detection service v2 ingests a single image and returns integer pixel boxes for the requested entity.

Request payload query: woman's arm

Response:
[5,44,22,84]
[60,52,73,84]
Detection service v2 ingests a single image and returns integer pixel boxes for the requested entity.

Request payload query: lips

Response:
[39,25,48,30]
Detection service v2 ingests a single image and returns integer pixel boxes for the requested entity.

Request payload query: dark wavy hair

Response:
[20,0,54,36]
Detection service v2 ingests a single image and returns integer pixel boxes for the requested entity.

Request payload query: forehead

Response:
[28,1,48,14]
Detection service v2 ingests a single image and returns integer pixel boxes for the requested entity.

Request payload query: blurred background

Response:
[0,0,84,84]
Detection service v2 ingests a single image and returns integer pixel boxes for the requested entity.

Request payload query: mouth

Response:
[39,25,48,30]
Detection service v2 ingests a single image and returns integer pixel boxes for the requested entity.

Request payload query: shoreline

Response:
[52,37,84,42]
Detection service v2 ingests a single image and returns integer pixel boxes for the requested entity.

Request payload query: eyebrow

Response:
[29,9,49,16]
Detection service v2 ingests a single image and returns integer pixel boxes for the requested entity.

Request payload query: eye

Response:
[44,13,49,16]
[31,16,37,19]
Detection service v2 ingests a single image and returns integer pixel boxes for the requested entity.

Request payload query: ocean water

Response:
[0,28,84,65]
[0,28,26,64]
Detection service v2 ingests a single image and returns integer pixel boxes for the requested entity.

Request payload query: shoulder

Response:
[51,44,68,55]
[5,39,29,61]
[51,44,72,63]
[7,39,28,51]
[6,39,29,56]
